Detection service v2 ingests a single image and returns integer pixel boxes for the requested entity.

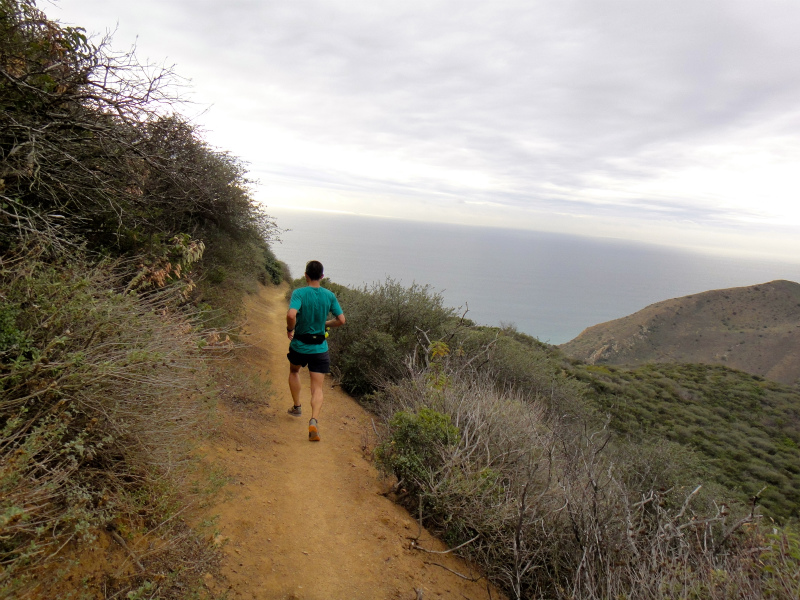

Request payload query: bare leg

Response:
[309,371,325,420]
[288,363,302,407]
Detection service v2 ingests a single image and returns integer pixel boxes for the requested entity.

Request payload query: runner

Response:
[286,260,345,441]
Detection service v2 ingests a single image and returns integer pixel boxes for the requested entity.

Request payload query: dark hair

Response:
[305,260,324,281]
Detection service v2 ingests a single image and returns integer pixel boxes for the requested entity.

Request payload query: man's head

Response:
[305,260,324,281]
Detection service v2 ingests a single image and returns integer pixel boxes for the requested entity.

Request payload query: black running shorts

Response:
[287,348,331,374]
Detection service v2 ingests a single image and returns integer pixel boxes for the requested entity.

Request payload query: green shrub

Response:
[1,0,280,311]
[207,265,227,285]
[263,246,289,284]
[0,0,280,592]
[326,278,457,396]
[756,528,800,598]
[375,408,460,488]
[0,246,217,596]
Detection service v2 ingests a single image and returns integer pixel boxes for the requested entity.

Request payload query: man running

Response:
[286,260,345,441]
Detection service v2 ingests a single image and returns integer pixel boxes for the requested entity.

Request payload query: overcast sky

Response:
[49,0,800,261]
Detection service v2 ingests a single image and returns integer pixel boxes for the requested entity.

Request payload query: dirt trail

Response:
[202,284,503,600]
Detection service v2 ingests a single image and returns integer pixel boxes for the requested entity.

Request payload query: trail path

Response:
[202,284,503,600]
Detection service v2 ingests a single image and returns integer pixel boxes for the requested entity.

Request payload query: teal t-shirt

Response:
[289,286,343,354]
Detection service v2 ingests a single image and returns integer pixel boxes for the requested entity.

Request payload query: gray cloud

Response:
[52,0,800,238]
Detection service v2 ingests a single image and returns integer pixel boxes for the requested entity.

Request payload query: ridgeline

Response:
[560,279,800,385]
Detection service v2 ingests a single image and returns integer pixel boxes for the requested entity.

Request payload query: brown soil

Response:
[200,284,503,600]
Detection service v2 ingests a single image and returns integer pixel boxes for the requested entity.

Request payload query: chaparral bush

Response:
[327,278,799,599]
[1,0,282,595]
[324,278,459,397]
[0,244,217,597]
[372,344,799,599]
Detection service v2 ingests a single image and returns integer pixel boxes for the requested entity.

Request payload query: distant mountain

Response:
[560,280,800,385]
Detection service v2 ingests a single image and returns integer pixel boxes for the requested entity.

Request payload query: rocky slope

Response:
[559,280,800,385]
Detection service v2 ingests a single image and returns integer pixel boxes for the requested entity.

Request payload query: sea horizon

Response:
[269,208,800,345]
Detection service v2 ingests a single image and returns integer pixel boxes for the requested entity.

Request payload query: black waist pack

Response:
[295,332,326,345]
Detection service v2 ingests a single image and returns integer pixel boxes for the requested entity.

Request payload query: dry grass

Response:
[0,244,223,598]
[373,345,800,600]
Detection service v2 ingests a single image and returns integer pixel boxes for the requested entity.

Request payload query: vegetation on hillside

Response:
[1,1,285,596]
[570,361,800,521]
[324,279,800,599]
[4,1,798,598]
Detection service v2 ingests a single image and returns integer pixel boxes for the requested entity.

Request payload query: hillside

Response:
[1,2,287,596]
[567,361,800,520]
[559,280,800,385]
[4,2,799,596]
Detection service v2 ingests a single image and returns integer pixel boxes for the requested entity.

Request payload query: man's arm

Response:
[286,308,298,339]
[326,313,345,328]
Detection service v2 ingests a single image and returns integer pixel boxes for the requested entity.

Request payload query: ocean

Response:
[269,209,800,345]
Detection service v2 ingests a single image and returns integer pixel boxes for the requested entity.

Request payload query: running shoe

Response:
[308,418,321,442]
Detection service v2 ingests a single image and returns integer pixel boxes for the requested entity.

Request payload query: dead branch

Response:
[423,561,483,582]
[109,529,145,573]
[411,534,480,555]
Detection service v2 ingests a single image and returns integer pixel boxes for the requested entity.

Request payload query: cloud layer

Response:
[52,0,800,258]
